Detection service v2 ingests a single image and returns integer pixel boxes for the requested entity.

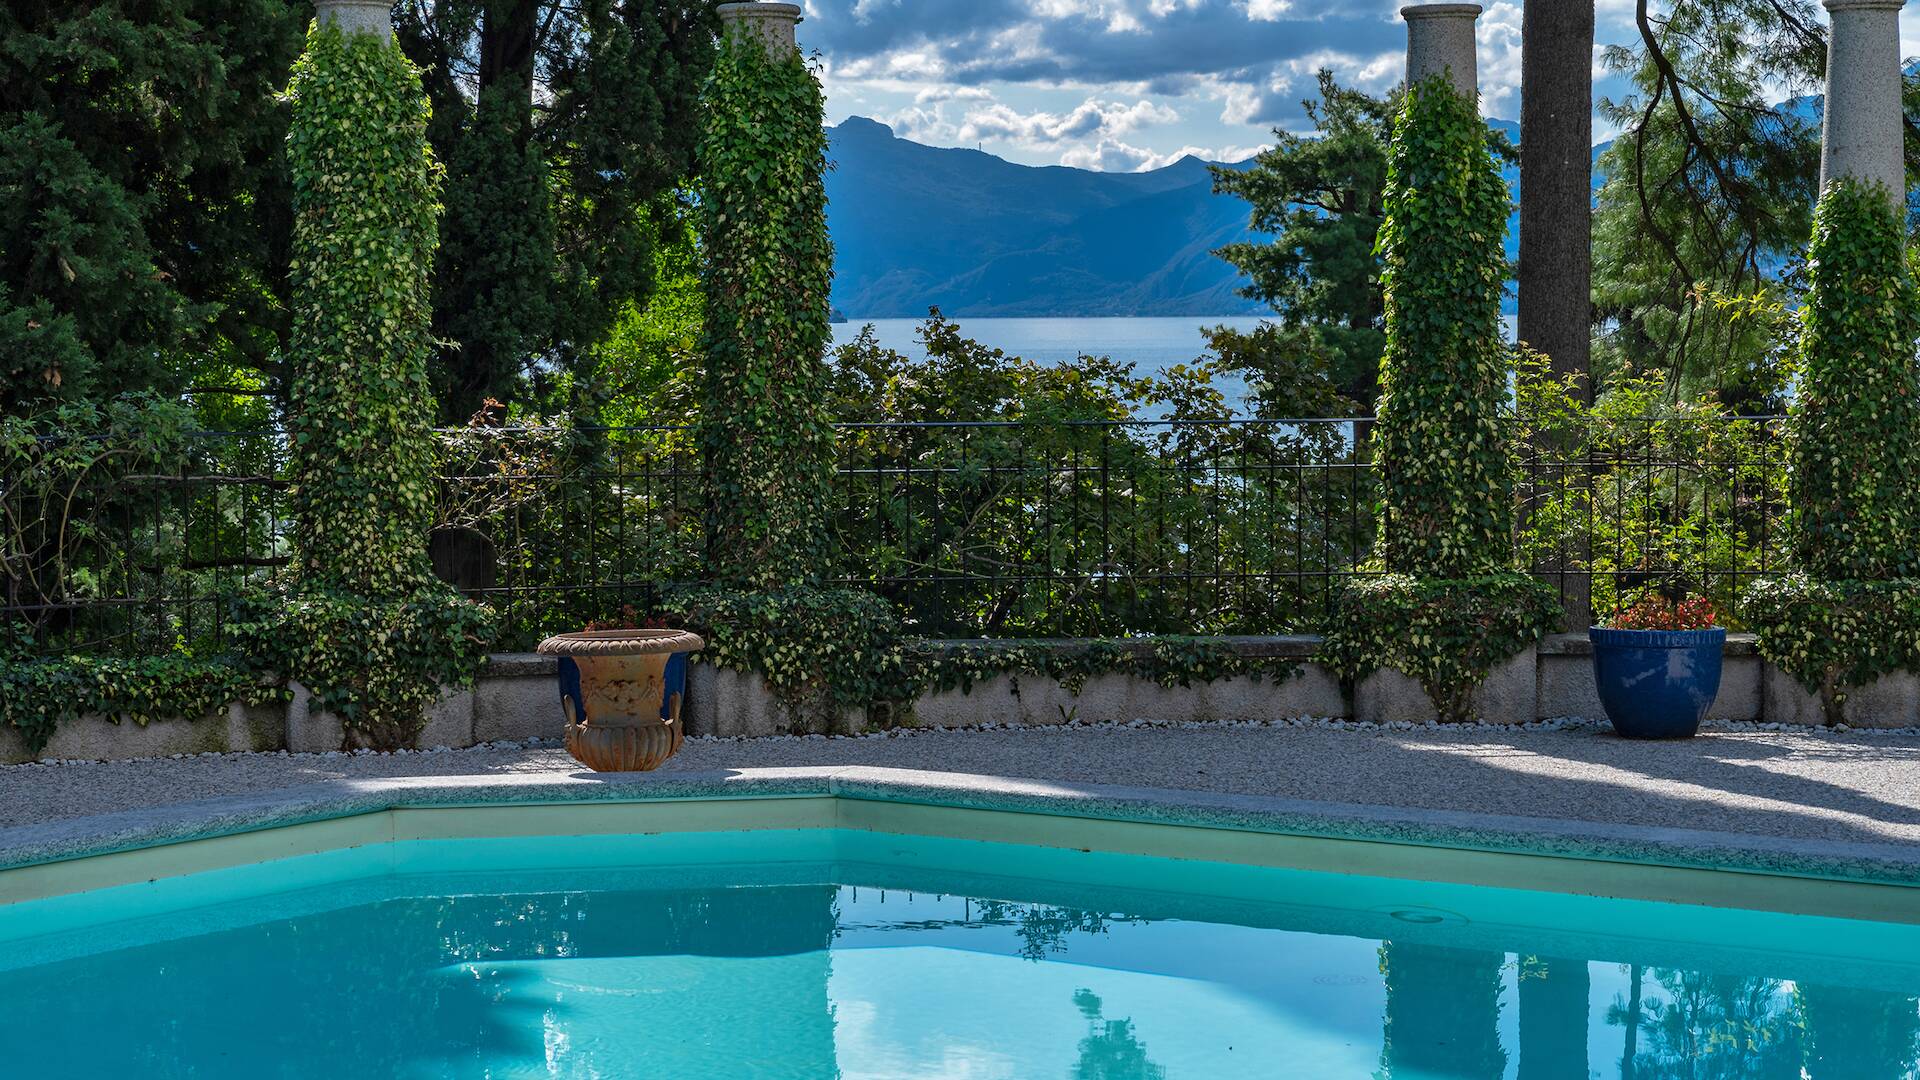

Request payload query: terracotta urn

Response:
[535,629,705,771]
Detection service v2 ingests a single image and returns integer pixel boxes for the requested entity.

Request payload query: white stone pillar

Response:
[717,2,802,57]
[314,0,391,38]
[1821,0,1907,204]
[1402,4,1481,101]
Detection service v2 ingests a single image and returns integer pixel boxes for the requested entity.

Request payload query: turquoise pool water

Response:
[2,828,1917,1078]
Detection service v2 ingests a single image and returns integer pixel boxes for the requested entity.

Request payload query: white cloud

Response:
[1475,1,1524,118]
[1243,0,1291,21]
[958,97,1181,145]
[1061,138,1261,171]
[914,85,993,104]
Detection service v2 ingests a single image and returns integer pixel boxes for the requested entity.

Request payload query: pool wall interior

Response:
[5,795,1919,960]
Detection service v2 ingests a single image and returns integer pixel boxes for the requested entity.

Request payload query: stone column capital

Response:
[1823,0,1905,12]
[1401,3,1480,101]
[1399,3,1484,19]
[718,2,803,57]
[313,0,391,39]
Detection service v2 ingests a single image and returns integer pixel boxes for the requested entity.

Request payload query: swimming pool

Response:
[2,790,1917,1079]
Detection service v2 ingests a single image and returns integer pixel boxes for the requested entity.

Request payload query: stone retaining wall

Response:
[5,633,1911,762]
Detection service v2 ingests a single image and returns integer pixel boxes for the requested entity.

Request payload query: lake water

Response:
[831,316,1268,372]
[831,315,1522,417]
[832,316,1269,415]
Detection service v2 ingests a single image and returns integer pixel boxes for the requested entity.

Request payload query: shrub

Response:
[231,588,494,749]
[1320,573,1561,723]
[1746,574,1920,723]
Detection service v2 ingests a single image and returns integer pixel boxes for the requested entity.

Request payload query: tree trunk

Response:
[1519,2,1595,629]
[1518,1,1595,397]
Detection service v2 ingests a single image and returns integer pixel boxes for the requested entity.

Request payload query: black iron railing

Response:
[2,415,1790,654]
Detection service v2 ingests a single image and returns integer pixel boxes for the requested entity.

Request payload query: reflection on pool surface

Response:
[1,828,1916,1079]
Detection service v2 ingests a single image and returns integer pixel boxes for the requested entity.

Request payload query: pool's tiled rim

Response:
[5,767,1920,918]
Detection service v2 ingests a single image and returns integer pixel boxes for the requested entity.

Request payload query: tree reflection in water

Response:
[1606,968,1802,1079]
[1377,941,1509,1079]
[1071,988,1169,1080]
[969,899,1144,961]
[1796,984,1920,1080]
[1517,954,1589,1080]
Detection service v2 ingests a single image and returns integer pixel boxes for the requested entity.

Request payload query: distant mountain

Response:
[824,117,1264,319]
[822,114,1608,320]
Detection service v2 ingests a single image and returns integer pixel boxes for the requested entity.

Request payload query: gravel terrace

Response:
[6,719,1920,853]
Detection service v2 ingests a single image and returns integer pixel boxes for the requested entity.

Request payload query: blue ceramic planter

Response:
[1589,626,1726,739]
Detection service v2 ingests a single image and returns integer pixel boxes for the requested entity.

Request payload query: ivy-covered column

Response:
[1321,2,1559,722]
[1746,0,1919,725]
[696,2,834,590]
[242,1,492,750]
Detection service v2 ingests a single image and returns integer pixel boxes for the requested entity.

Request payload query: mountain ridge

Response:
[824,115,1546,320]
[825,117,1263,319]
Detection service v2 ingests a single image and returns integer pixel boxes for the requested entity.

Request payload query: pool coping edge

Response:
[4,766,1920,890]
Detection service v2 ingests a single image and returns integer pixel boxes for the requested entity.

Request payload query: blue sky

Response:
[797,0,1910,171]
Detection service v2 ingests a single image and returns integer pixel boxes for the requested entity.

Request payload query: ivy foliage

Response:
[266,20,493,749]
[660,585,1299,734]
[1748,180,1920,723]
[284,21,442,596]
[1784,179,1920,579]
[0,652,284,758]
[1744,575,1920,722]
[1321,75,1558,720]
[917,637,1300,700]
[695,27,835,589]
[661,585,906,729]
[1371,76,1516,575]
[1320,573,1561,723]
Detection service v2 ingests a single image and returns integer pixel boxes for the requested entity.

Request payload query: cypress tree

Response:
[0,0,304,410]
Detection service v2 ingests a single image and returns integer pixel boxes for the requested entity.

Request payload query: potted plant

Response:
[537,608,704,771]
[1590,590,1726,739]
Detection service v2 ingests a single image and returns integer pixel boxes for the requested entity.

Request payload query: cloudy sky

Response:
[795,0,1908,172]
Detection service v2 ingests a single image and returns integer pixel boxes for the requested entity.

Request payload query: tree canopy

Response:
[396,0,717,421]
[0,0,305,413]
[1210,71,1392,412]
